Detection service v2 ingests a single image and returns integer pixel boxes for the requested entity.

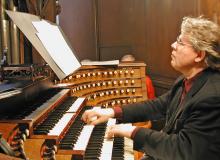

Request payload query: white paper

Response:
[81,60,119,66]
[32,20,81,76]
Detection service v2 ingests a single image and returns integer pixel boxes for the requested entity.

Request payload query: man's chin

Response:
[170,61,175,67]
[171,62,179,71]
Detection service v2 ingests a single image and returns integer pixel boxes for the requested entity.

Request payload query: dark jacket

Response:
[121,68,220,160]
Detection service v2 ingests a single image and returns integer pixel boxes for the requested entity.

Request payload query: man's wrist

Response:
[130,127,141,139]
[113,106,123,120]
[103,108,115,118]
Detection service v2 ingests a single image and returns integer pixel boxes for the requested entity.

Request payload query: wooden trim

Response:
[150,74,176,96]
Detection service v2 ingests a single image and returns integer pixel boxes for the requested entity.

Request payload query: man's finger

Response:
[89,117,102,125]
[81,110,90,122]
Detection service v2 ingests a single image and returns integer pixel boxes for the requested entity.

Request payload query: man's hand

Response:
[106,124,136,139]
[81,107,115,125]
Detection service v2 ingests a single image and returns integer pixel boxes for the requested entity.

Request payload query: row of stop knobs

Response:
[72,79,136,93]
[102,98,138,107]
[71,70,135,79]
[86,88,137,100]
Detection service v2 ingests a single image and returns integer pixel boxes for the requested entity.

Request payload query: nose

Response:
[171,41,177,50]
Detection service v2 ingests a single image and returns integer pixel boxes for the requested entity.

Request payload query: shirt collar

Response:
[183,70,204,93]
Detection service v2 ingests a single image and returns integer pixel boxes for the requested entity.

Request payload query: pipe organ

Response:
[0,62,148,160]
[0,1,148,160]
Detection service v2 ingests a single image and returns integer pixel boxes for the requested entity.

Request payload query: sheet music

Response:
[81,60,119,66]
[32,20,81,76]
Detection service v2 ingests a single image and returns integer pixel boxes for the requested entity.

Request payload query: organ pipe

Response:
[9,0,20,64]
[1,0,11,64]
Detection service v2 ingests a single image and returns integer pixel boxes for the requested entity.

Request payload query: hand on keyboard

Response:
[106,124,136,139]
[81,108,115,125]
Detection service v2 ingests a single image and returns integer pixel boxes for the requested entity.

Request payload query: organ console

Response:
[0,62,147,160]
[57,63,147,107]
[0,1,148,159]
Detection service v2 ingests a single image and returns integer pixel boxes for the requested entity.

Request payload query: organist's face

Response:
[170,34,199,75]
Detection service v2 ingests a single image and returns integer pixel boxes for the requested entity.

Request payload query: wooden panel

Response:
[199,0,220,24]
[0,153,22,160]
[41,0,56,23]
[0,123,18,141]
[98,0,134,45]
[58,0,220,95]
[97,0,142,60]
[59,0,97,61]
[99,45,132,60]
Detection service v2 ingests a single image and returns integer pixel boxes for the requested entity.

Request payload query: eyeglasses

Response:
[176,36,193,47]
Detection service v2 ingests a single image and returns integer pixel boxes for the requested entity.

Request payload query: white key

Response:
[48,113,75,136]
[124,125,134,160]
[66,97,85,112]
[99,118,116,160]
[72,107,101,150]
[24,89,70,121]
[73,125,94,150]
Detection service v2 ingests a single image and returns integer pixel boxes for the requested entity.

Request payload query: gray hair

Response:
[181,16,220,70]
[121,54,136,62]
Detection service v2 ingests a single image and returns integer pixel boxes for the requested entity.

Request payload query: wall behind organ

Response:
[58,0,97,61]
[59,0,220,96]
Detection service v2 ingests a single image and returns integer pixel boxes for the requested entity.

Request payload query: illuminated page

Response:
[32,20,81,76]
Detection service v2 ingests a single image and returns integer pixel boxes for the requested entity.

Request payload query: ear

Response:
[195,51,206,62]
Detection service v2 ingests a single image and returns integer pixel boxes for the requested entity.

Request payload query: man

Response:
[82,16,220,160]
